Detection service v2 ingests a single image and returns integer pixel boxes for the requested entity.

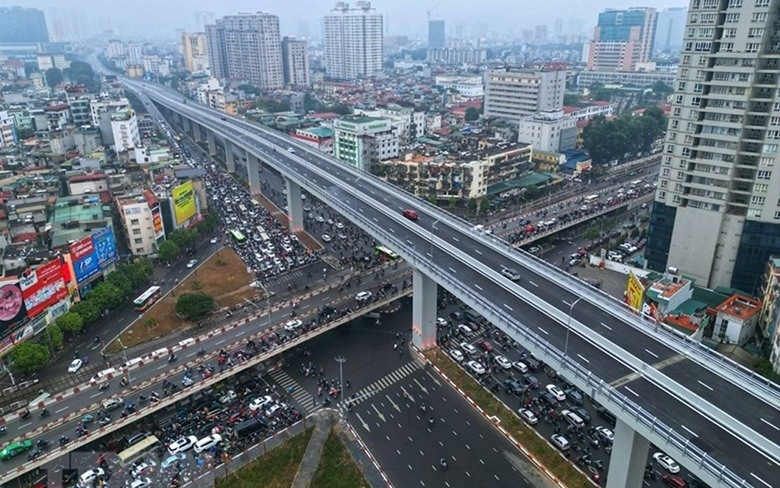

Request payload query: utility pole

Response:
[335,356,347,408]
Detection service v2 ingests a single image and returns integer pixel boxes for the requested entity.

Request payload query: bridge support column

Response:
[224,139,236,173]
[206,130,216,156]
[285,179,304,232]
[412,270,437,351]
[606,419,650,488]
[181,117,191,134]
[246,153,261,194]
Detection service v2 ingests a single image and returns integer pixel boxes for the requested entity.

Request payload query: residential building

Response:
[0,7,49,43]
[484,67,567,121]
[576,69,677,88]
[281,36,310,86]
[426,48,487,65]
[73,126,102,155]
[333,116,399,171]
[110,109,140,153]
[356,104,425,144]
[646,0,780,294]
[429,20,446,48]
[587,7,657,71]
[654,7,687,52]
[36,53,67,71]
[712,294,762,346]
[291,126,334,154]
[127,43,143,65]
[68,96,92,126]
[106,39,124,59]
[324,1,384,80]
[759,256,780,353]
[0,111,16,148]
[44,104,70,132]
[205,12,283,90]
[68,173,109,196]
[182,32,209,73]
[116,190,164,256]
[517,109,577,153]
[434,75,484,97]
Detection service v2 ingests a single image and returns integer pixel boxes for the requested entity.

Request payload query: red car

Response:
[477,339,494,353]
[402,209,419,221]
[662,474,688,488]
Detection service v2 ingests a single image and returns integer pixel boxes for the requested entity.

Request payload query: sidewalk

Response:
[291,410,334,488]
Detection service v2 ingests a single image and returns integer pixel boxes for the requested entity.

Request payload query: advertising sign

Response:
[0,278,27,336]
[152,210,164,238]
[92,227,118,268]
[19,259,68,319]
[70,235,99,283]
[625,271,645,312]
[172,181,197,225]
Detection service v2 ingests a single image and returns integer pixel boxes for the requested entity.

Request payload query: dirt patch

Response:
[252,192,322,252]
[114,248,256,349]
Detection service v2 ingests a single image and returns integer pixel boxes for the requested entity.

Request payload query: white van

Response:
[193,434,222,453]
[561,409,585,429]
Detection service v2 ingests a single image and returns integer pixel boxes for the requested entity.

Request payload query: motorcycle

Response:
[99,382,110,391]
[168,354,177,363]
[197,348,206,356]
[58,436,71,446]
[40,408,49,418]
[440,459,448,471]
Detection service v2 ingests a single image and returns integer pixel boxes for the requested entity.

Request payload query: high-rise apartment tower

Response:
[587,7,657,71]
[0,7,49,43]
[429,20,446,48]
[323,2,384,80]
[282,36,310,86]
[646,0,780,293]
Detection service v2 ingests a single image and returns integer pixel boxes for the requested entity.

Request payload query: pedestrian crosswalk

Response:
[268,368,318,413]
[349,362,419,407]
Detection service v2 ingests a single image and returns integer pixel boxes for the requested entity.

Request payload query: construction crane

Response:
[426,1,441,21]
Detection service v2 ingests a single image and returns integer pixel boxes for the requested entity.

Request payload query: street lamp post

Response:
[563,297,583,360]
[335,356,347,408]
[117,337,131,386]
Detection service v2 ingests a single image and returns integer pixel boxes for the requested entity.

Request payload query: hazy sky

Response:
[1,0,689,39]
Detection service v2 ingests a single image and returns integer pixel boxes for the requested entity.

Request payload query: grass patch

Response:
[109,248,258,350]
[216,427,314,488]
[424,349,592,488]
[311,429,369,488]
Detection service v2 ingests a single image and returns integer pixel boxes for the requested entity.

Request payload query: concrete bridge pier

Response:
[206,131,216,157]
[285,179,304,232]
[412,270,437,351]
[224,139,237,173]
[246,153,261,194]
[606,418,650,488]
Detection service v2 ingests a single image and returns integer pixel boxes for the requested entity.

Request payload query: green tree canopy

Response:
[63,61,100,92]
[106,271,133,298]
[464,107,480,122]
[56,311,84,335]
[87,282,123,312]
[45,324,63,350]
[175,293,215,320]
[158,240,180,262]
[117,260,153,288]
[70,299,100,325]
[45,68,63,87]
[169,229,197,249]
[9,342,49,373]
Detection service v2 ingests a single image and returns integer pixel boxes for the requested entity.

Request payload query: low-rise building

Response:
[110,109,140,153]
[116,190,165,256]
[426,47,487,65]
[712,295,762,346]
[434,75,484,98]
[44,103,70,131]
[68,173,109,196]
[517,109,577,153]
[291,126,334,154]
[333,116,399,171]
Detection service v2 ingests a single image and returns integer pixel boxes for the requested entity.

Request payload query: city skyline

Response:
[0,0,688,40]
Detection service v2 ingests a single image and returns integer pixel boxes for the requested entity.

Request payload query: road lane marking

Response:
[503,304,513,311]
[528,281,538,287]
[681,425,698,437]
[17,423,31,430]
[215,339,226,345]
[475,284,482,291]
[452,236,459,242]
[373,218,378,222]
[644,349,658,359]
[448,267,456,274]
[697,380,713,392]
[624,386,639,397]
[751,473,772,488]
[537,327,549,335]
[600,322,612,331]
[577,354,589,364]
[760,418,779,430]
[55,406,69,413]
[475,249,482,255]
[426,252,432,257]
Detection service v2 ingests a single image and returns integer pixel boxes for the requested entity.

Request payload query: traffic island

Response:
[423,348,594,488]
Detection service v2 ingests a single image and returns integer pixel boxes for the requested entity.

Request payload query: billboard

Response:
[69,227,119,284]
[0,278,27,336]
[625,271,645,312]
[152,210,164,238]
[172,181,197,225]
[20,259,68,319]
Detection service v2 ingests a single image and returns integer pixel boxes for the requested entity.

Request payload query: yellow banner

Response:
[625,271,645,311]
[172,181,196,225]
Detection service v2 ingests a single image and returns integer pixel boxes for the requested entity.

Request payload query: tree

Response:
[524,186,541,201]
[651,80,672,96]
[169,229,196,249]
[563,93,581,106]
[45,324,63,350]
[87,282,123,312]
[70,300,100,324]
[175,293,215,320]
[330,103,352,116]
[158,240,181,262]
[45,68,63,87]
[106,271,133,298]
[9,342,49,373]
[467,198,478,213]
[63,61,100,92]
[464,107,480,122]
[479,198,491,213]
[56,311,84,335]
[118,260,153,288]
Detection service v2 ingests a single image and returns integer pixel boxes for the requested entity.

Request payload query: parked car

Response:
[550,434,570,451]
[518,408,538,425]
[168,435,198,455]
[449,349,464,362]
[466,361,486,375]
[653,452,681,473]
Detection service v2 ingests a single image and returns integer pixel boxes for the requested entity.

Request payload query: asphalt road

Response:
[134,84,779,487]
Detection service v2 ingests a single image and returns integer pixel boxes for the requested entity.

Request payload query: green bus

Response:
[229,229,247,247]
[375,245,400,260]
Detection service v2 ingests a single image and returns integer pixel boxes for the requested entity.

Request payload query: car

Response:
[193,433,222,453]
[459,342,478,357]
[518,408,538,425]
[355,291,372,302]
[595,426,614,444]
[287,147,295,153]
[78,468,105,485]
[436,317,448,327]
[564,388,584,405]
[512,361,528,373]
[594,404,617,426]
[162,453,187,469]
[131,460,156,478]
[210,237,219,244]
[653,452,681,473]
[560,409,585,428]
[186,259,198,268]
[501,268,521,281]
[550,434,570,451]
[249,395,274,412]
[284,319,303,332]
[265,403,285,417]
[449,348,464,362]
[466,360,486,375]
[573,407,591,424]
[504,379,524,396]
[0,440,32,460]
[102,397,123,411]
[130,478,152,488]
[476,339,494,353]
[182,375,194,387]
[494,355,512,370]
[546,384,566,402]
[662,474,689,488]
[522,374,540,389]
[168,435,198,455]
[316,216,324,223]
[539,391,559,408]
[335,222,345,230]
[68,358,83,373]
[321,234,332,242]
[402,209,419,220]
[456,324,473,336]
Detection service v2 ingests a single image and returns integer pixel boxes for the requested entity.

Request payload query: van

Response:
[193,434,222,453]
[402,209,418,221]
[561,409,585,429]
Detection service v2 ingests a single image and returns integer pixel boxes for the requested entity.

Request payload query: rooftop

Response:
[50,195,113,248]
[646,276,690,303]
[714,294,761,321]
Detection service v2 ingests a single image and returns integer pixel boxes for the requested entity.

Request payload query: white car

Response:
[355,291,372,302]
[131,460,156,478]
[501,268,521,281]
[456,324,473,336]
[210,237,218,244]
[466,360,486,375]
[550,434,570,451]
[168,435,198,455]
[186,259,198,268]
[193,433,222,453]
[335,222,345,230]
[79,468,105,485]
[130,478,152,488]
[494,355,512,370]
[459,342,478,357]
[518,408,538,425]
[546,384,566,402]
[316,216,324,223]
[595,426,614,444]
[449,349,464,362]
[68,359,83,373]
[436,317,448,327]
[321,234,332,242]
[653,452,681,473]
[249,395,274,412]
[284,319,303,332]
[265,403,285,417]
[512,361,528,373]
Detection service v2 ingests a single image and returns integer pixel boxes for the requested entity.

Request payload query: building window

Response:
[130,219,139,225]
[757,0,770,6]
[758,170,772,179]
[751,195,766,205]
[132,229,141,235]
[754,183,769,193]
[134,238,143,244]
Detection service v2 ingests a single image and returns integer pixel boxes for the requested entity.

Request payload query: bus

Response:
[584,194,599,203]
[238,204,247,214]
[117,435,160,466]
[629,179,642,188]
[256,226,270,242]
[133,286,162,312]
[229,229,247,247]
[375,245,400,260]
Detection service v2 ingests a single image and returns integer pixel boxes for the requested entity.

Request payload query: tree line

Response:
[581,105,667,166]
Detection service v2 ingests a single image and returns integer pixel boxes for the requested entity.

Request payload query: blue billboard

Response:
[69,226,119,284]
[93,226,118,268]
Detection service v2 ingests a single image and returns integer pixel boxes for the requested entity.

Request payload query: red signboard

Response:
[20,259,68,319]
[69,235,95,261]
